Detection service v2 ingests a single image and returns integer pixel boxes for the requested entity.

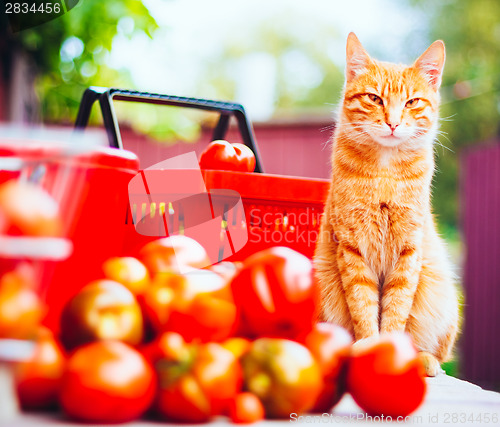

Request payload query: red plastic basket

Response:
[75,88,330,263]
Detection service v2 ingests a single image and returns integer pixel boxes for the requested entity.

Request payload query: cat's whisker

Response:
[438,114,457,122]
[432,128,453,153]
[434,137,454,154]
[434,141,454,154]
[320,124,336,133]
[321,138,333,151]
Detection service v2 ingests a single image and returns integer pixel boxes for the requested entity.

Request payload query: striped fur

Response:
[314,33,459,376]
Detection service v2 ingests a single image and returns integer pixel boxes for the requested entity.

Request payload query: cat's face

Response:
[341,33,445,149]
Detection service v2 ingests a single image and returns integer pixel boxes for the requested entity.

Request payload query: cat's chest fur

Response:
[330,161,431,280]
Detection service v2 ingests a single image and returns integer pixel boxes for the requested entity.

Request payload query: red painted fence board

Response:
[121,120,334,179]
[461,140,500,391]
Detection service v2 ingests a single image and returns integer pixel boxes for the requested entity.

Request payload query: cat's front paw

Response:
[352,335,380,353]
[418,351,443,377]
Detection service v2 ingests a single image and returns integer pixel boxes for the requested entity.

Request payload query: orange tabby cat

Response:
[314,33,459,376]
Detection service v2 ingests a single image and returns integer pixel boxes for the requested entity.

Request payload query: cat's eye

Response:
[368,94,383,105]
[406,98,420,108]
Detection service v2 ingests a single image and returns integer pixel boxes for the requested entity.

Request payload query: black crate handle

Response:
[74,87,264,173]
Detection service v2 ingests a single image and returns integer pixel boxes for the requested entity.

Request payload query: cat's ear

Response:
[414,40,446,90]
[346,32,372,83]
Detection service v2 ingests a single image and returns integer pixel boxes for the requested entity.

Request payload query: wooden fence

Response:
[121,118,334,179]
[461,139,500,391]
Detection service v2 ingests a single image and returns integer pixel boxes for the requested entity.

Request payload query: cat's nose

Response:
[386,123,399,133]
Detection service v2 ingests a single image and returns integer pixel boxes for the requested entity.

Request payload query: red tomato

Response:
[166,287,237,342]
[232,143,256,173]
[193,342,243,415]
[300,322,352,412]
[139,235,211,275]
[241,338,322,418]
[141,269,237,342]
[60,280,143,351]
[102,257,150,296]
[199,140,256,172]
[229,392,265,424]
[346,332,427,418]
[143,332,243,422]
[139,272,180,334]
[0,180,62,237]
[155,375,211,423]
[15,327,66,410]
[141,330,189,364]
[230,247,319,339]
[59,341,156,423]
[0,263,44,339]
[169,293,236,342]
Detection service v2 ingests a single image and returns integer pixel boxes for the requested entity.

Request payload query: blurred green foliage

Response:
[202,20,345,114]
[2,0,207,142]
[3,0,158,122]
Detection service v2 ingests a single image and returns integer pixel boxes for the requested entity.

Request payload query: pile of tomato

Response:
[0,143,427,424]
[4,236,427,424]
